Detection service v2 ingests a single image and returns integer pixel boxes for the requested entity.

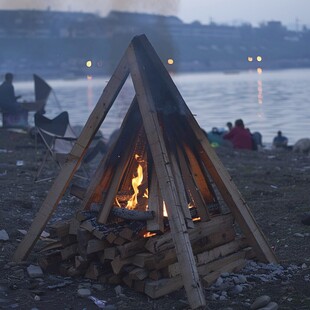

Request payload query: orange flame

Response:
[126,154,144,210]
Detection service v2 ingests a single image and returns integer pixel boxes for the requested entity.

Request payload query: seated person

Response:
[223,119,253,150]
[0,73,22,113]
[273,131,288,148]
[251,131,263,150]
[0,72,28,128]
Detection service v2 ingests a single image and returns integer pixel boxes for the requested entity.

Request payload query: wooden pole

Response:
[127,39,206,309]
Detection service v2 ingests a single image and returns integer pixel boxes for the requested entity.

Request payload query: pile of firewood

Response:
[38,209,254,298]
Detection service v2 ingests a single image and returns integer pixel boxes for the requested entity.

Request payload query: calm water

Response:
[14,68,310,145]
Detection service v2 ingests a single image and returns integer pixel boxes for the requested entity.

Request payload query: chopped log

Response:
[75,255,90,271]
[66,266,82,277]
[103,247,119,260]
[122,275,134,288]
[92,230,107,240]
[38,251,62,271]
[49,220,70,238]
[198,248,250,277]
[129,267,149,280]
[132,253,153,268]
[106,232,117,244]
[145,213,234,253]
[113,236,126,246]
[196,238,247,265]
[202,258,247,287]
[79,219,95,233]
[117,239,146,259]
[118,227,135,241]
[84,262,103,280]
[148,270,163,281]
[69,218,80,235]
[140,248,177,270]
[166,242,249,278]
[38,234,77,253]
[144,276,183,299]
[60,243,78,260]
[86,239,109,255]
[111,255,135,274]
[111,207,154,221]
[77,228,92,258]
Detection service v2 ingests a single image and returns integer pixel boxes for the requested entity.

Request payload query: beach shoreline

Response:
[0,128,310,309]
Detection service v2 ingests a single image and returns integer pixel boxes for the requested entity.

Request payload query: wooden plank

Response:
[136,34,277,264]
[166,238,247,278]
[182,142,217,206]
[202,258,247,287]
[196,238,247,265]
[146,169,165,232]
[168,143,194,229]
[117,238,146,259]
[176,145,210,221]
[145,213,233,253]
[128,37,205,308]
[13,50,130,262]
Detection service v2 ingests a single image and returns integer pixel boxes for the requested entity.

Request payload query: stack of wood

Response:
[38,209,255,298]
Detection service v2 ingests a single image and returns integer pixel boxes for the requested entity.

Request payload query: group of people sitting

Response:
[206,119,288,151]
[206,119,263,151]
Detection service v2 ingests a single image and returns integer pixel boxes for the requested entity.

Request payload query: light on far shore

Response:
[86,60,92,68]
[257,67,263,74]
[257,56,263,62]
[167,58,174,65]
[247,56,253,62]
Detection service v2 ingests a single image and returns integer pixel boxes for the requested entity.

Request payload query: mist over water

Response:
[14,68,310,146]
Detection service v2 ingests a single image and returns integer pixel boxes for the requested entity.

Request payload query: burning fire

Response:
[126,154,147,210]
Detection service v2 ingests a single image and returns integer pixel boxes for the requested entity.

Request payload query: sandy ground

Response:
[0,128,310,309]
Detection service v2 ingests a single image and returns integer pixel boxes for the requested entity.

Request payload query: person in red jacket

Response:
[223,119,253,150]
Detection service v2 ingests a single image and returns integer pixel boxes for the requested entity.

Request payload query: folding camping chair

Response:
[34,111,89,182]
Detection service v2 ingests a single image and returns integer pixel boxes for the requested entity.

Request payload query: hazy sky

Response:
[1,0,309,27]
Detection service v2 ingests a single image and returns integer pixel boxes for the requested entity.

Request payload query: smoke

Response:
[104,0,180,17]
[0,0,180,17]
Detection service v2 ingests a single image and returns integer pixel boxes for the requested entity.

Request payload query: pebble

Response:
[293,233,304,238]
[250,295,271,309]
[259,301,279,310]
[77,288,91,298]
[0,229,9,241]
[27,265,44,278]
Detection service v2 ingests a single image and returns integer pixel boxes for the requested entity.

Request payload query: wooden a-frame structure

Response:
[13,35,277,309]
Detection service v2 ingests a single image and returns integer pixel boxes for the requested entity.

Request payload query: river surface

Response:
[14,68,310,146]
